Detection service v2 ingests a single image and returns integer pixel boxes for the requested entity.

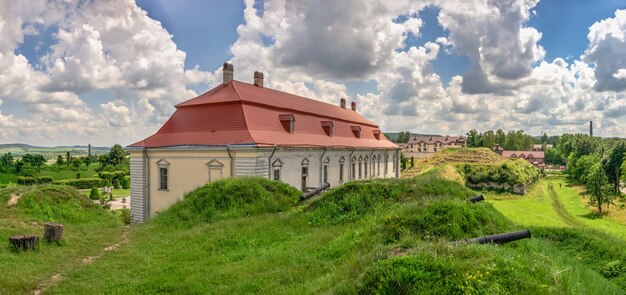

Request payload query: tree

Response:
[395,132,411,143]
[122,178,130,189]
[66,152,71,169]
[544,148,565,165]
[584,163,614,213]
[56,155,65,169]
[602,141,626,193]
[569,153,601,182]
[21,154,46,172]
[0,152,14,170]
[89,187,101,200]
[466,129,481,147]
[71,157,81,171]
[410,156,414,168]
[481,130,496,149]
[495,129,506,146]
[541,133,549,144]
[113,179,121,189]
[83,155,92,168]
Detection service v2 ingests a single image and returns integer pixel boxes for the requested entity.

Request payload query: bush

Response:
[89,187,101,200]
[118,208,131,224]
[113,179,121,189]
[53,178,105,189]
[154,177,300,228]
[99,171,127,185]
[17,176,37,185]
[122,177,130,189]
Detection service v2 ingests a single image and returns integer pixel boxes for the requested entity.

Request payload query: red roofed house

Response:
[128,63,400,223]
[500,150,545,167]
[406,135,466,155]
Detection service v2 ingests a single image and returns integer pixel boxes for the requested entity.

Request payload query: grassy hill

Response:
[1,166,625,293]
[0,144,110,158]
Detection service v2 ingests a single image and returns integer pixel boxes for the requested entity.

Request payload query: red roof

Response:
[130,81,397,149]
[501,151,545,159]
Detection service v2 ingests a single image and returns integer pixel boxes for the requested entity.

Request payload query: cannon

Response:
[300,182,330,201]
[468,194,485,203]
[454,229,531,245]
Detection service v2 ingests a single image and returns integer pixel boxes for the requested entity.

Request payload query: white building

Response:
[128,63,400,223]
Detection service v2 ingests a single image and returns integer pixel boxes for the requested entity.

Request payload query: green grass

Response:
[0,185,124,294]
[2,174,626,294]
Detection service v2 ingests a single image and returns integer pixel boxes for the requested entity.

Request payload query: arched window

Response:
[364,156,369,178]
[358,156,363,179]
[339,156,345,183]
[384,154,389,176]
[351,156,357,180]
[301,158,309,191]
[377,155,381,176]
[323,157,330,184]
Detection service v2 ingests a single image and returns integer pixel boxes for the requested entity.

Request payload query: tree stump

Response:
[9,235,39,251]
[44,223,64,243]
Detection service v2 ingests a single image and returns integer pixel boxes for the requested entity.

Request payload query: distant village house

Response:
[127,63,401,223]
[404,135,466,157]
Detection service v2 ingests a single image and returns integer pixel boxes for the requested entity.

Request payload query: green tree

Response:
[481,130,496,149]
[89,187,101,200]
[466,129,481,147]
[544,148,565,165]
[56,155,65,169]
[0,152,14,170]
[410,156,414,168]
[602,141,626,193]
[71,157,81,171]
[113,179,121,189]
[495,129,506,146]
[541,133,549,144]
[569,153,601,182]
[584,163,614,213]
[83,155,92,168]
[66,151,71,169]
[395,132,411,143]
[21,154,46,172]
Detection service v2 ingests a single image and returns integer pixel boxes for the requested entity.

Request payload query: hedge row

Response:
[17,176,53,185]
[98,171,128,184]
[53,178,106,189]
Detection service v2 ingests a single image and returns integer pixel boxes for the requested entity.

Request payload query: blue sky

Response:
[1,1,626,145]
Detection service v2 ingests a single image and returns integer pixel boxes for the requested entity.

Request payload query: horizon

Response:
[1,0,626,146]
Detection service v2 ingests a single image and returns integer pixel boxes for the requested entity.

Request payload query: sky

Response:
[1,0,626,146]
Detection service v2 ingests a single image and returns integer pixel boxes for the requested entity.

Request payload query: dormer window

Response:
[351,126,361,138]
[321,121,334,136]
[373,129,381,140]
[279,114,295,133]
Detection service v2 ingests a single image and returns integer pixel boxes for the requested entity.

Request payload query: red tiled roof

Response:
[130,81,397,149]
[501,151,545,159]
[407,135,466,145]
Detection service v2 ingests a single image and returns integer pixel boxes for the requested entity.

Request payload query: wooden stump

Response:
[9,235,38,251]
[44,223,64,243]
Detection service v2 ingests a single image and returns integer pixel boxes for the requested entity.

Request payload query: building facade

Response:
[405,135,466,156]
[128,63,400,223]
[500,151,545,167]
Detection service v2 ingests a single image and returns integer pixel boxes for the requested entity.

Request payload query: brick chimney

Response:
[340,98,346,108]
[223,63,234,84]
[351,101,357,111]
[253,71,264,88]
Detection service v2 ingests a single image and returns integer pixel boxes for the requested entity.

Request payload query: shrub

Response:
[36,176,53,184]
[113,179,121,189]
[76,172,81,179]
[17,176,37,185]
[89,187,101,200]
[118,208,131,224]
[122,177,130,189]
[154,177,300,228]
[53,178,105,189]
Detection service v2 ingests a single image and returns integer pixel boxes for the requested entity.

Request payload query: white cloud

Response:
[584,9,626,92]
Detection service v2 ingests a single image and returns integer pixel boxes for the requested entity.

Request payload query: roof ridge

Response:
[231,81,257,145]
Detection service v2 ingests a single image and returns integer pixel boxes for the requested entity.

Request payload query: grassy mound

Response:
[534,227,626,289]
[380,200,512,242]
[403,148,506,179]
[459,159,541,188]
[154,177,300,228]
[0,185,115,224]
[305,173,475,225]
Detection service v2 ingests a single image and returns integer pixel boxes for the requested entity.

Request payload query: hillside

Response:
[0,172,618,294]
[0,144,110,157]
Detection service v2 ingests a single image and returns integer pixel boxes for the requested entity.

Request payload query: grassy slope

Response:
[489,177,626,241]
[46,175,625,294]
[0,185,124,294]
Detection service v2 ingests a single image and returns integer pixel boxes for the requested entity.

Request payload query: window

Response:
[358,156,363,179]
[339,157,345,183]
[364,156,368,178]
[373,129,381,140]
[159,167,168,190]
[206,159,224,182]
[385,155,389,175]
[351,126,361,138]
[321,121,334,136]
[272,159,283,181]
[273,169,280,181]
[377,156,380,176]
[279,114,295,133]
[301,158,309,191]
[351,162,356,179]
[156,159,170,190]
[323,157,330,184]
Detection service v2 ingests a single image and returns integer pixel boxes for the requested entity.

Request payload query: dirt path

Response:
[547,182,587,228]
[32,227,131,295]
[7,193,21,207]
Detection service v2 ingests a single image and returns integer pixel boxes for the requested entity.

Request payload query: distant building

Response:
[500,151,545,167]
[532,144,553,151]
[405,135,466,155]
[127,63,401,223]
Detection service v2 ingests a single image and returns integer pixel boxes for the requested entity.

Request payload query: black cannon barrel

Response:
[468,194,485,203]
[300,182,330,201]
[457,229,531,245]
